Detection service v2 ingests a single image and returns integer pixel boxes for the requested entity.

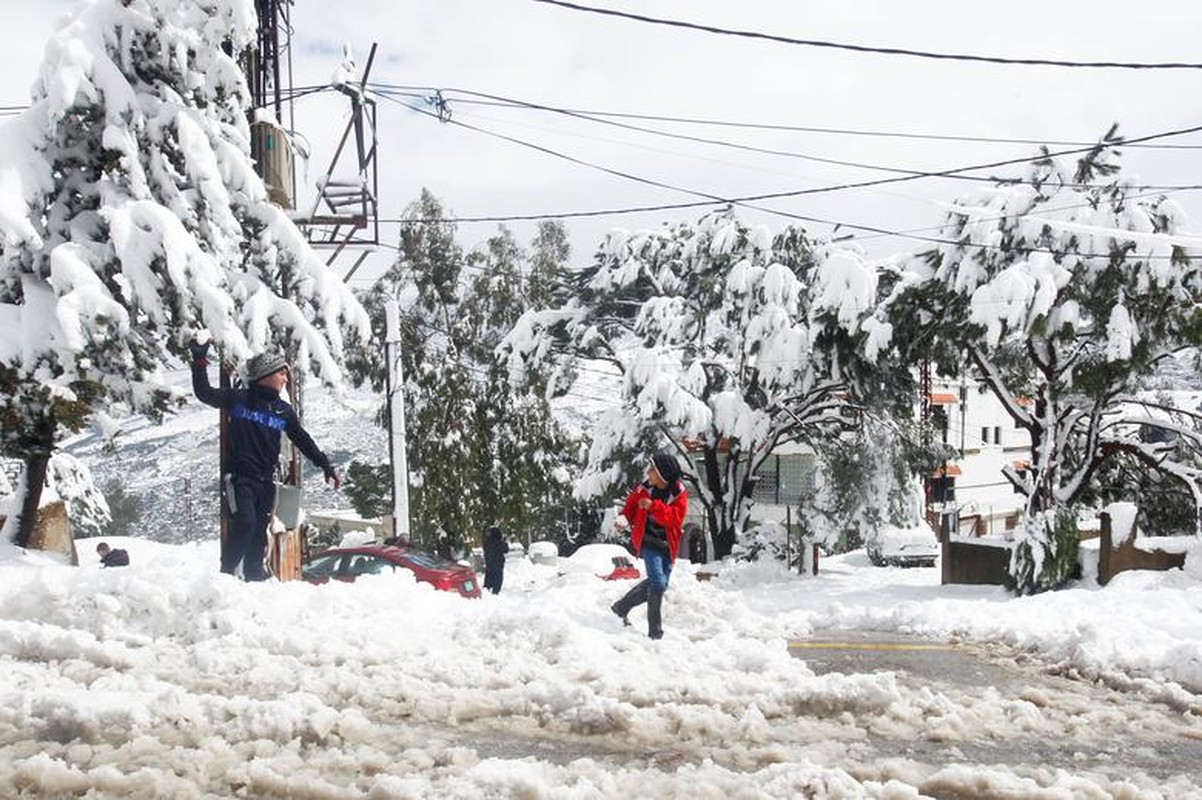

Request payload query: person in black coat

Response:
[190,339,340,581]
[482,526,509,594]
[96,542,129,567]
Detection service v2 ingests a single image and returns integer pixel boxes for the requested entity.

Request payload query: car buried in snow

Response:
[302,544,482,598]
[560,543,641,581]
[866,525,940,568]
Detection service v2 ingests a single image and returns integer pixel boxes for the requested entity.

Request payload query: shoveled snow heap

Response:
[1,535,1201,797]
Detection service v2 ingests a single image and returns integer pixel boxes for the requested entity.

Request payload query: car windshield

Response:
[345,554,392,576]
[302,553,342,578]
[401,551,458,570]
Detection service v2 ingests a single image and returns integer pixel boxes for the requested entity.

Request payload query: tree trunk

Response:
[11,453,50,548]
[713,521,737,559]
[698,443,758,560]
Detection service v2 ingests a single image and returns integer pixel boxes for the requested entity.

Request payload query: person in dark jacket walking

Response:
[190,339,340,581]
[482,526,509,594]
[610,452,687,639]
[96,542,129,567]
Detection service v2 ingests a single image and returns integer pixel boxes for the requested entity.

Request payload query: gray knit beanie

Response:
[246,351,288,382]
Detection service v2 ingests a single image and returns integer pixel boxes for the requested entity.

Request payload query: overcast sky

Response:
[7,1,1202,287]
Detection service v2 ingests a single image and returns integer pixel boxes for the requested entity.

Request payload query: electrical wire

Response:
[367,82,1202,151]
[371,86,1202,211]
[433,94,1202,151]
[368,87,1202,257]
[365,82,1202,156]
[379,85,1029,187]
[531,0,1202,70]
[375,84,1202,195]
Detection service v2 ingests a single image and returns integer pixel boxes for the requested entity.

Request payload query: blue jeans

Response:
[643,548,673,592]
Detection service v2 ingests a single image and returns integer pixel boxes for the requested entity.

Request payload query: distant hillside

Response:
[1143,348,1202,392]
[62,370,386,544]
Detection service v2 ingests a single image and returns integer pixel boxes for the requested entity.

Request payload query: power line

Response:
[372,187,1201,255]
[362,196,1196,279]
[372,86,1202,208]
[373,85,1202,192]
[369,83,1202,152]
[371,88,736,205]
[532,0,1202,70]
[371,87,1202,256]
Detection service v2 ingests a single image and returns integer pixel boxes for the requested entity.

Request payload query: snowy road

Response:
[792,631,1202,791]
[375,632,1202,798]
[4,541,1202,798]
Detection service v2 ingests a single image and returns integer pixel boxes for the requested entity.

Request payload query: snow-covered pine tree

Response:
[799,415,932,554]
[460,224,577,542]
[347,191,574,547]
[347,190,476,548]
[502,210,892,558]
[0,0,369,547]
[886,128,1202,592]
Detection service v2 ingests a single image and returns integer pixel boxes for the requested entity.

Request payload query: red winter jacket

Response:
[622,479,688,563]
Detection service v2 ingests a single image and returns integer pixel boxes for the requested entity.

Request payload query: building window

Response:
[981,426,989,445]
[778,453,814,506]
[751,456,779,504]
[932,406,949,444]
[931,476,956,503]
[994,426,1002,445]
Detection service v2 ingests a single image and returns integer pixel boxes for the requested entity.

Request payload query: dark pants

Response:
[611,572,668,639]
[483,565,504,594]
[615,547,673,634]
[225,474,274,581]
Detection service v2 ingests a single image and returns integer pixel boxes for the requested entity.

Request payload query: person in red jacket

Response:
[610,452,687,639]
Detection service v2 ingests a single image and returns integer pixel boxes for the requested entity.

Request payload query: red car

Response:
[302,545,481,598]
[603,555,640,581]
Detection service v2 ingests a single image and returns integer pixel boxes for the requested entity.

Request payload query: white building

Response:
[693,379,1032,539]
[926,380,1029,538]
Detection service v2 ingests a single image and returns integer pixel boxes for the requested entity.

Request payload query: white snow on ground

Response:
[2,536,1202,797]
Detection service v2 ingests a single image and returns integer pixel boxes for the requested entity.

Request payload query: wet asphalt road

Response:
[790,630,1031,693]
[380,631,1202,797]
[790,630,1202,792]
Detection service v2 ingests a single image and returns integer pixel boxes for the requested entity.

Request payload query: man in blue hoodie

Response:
[190,340,340,581]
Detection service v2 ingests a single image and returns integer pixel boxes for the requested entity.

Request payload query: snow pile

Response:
[1,538,1201,796]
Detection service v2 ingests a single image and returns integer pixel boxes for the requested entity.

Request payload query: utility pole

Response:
[232,0,301,577]
[183,477,194,543]
[384,299,411,540]
[237,5,383,565]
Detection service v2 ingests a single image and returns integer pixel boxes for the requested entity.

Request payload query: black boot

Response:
[647,588,664,640]
[611,579,649,627]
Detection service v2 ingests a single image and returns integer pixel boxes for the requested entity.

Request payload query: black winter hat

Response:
[246,351,287,382]
[651,452,682,483]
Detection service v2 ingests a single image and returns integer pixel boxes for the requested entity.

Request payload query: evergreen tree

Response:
[343,460,392,520]
[0,0,369,546]
[800,415,933,553]
[461,226,575,540]
[100,476,142,539]
[347,191,575,548]
[884,128,1202,592]
[503,210,895,558]
[48,453,111,540]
